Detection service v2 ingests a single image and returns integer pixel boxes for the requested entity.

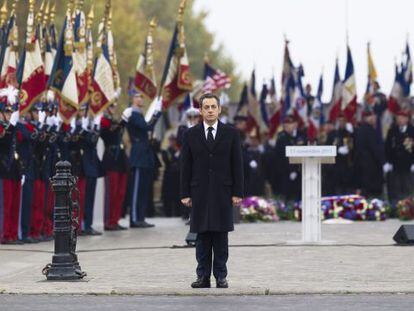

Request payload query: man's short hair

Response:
[199,93,220,108]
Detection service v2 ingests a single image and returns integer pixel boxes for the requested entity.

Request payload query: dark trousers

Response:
[196,231,229,279]
[130,167,152,223]
[84,177,97,230]
[19,178,34,240]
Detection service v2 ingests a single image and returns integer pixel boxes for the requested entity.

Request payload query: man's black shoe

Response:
[130,221,155,228]
[191,277,211,288]
[216,278,229,288]
[84,228,103,236]
[104,225,118,231]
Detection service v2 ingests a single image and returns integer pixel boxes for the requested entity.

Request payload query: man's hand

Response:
[232,196,242,206]
[181,197,192,207]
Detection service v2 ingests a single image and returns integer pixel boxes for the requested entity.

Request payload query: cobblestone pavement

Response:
[0,218,413,295]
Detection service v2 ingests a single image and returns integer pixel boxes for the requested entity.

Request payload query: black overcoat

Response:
[180,122,244,233]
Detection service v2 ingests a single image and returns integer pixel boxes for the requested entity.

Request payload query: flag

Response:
[90,18,116,116]
[281,41,295,119]
[259,83,269,126]
[268,77,281,137]
[246,70,267,133]
[47,13,79,124]
[341,46,357,122]
[364,42,378,105]
[387,64,404,114]
[328,58,342,122]
[291,64,307,127]
[401,42,412,97]
[134,19,157,100]
[107,9,121,92]
[73,6,89,107]
[202,60,231,93]
[308,74,323,141]
[236,83,248,115]
[160,0,192,109]
[43,2,55,83]
[17,2,46,115]
[0,9,18,91]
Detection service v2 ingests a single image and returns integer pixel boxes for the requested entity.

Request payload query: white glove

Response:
[47,90,55,102]
[411,164,414,173]
[9,110,19,126]
[46,115,54,127]
[55,115,63,130]
[38,111,46,125]
[338,145,349,155]
[383,163,393,174]
[268,139,276,147]
[289,172,298,181]
[174,151,180,158]
[70,118,77,133]
[21,175,25,186]
[249,160,258,169]
[81,117,89,131]
[93,114,102,129]
[122,107,132,122]
[345,122,353,133]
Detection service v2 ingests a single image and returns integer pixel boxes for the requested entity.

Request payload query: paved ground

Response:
[0,218,413,295]
[1,294,414,311]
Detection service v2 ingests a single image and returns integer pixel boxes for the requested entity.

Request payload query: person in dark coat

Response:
[244,128,265,197]
[274,116,307,202]
[161,134,181,217]
[100,103,129,230]
[384,110,414,211]
[325,114,355,195]
[354,110,385,197]
[122,91,161,228]
[180,93,244,289]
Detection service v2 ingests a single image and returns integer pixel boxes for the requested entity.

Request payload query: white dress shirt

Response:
[203,121,218,140]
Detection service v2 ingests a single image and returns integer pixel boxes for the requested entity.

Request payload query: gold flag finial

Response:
[204,52,210,63]
[37,0,46,25]
[149,17,157,30]
[49,0,56,23]
[43,0,50,26]
[11,0,17,14]
[104,0,111,28]
[0,1,7,26]
[177,0,186,22]
[87,1,94,28]
[75,0,84,10]
[107,7,112,29]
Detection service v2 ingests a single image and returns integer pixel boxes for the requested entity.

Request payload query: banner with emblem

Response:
[0,7,18,93]
[160,0,192,109]
[47,12,79,124]
[16,0,46,115]
[135,18,157,101]
[89,4,116,116]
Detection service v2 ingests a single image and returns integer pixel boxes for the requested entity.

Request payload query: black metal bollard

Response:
[43,161,86,280]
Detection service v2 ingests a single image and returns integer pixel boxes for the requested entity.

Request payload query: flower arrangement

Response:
[240,196,279,222]
[294,195,387,221]
[396,197,414,220]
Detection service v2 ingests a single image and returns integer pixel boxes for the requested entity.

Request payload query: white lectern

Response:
[286,145,337,245]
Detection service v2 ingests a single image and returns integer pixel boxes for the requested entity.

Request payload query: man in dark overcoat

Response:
[180,93,244,289]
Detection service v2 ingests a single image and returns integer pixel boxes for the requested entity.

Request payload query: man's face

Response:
[199,97,221,124]
[284,122,296,134]
[235,120,247,132]
[397,115,409,127]
[338,117,346,129]
[365,115,377,126]
[132,95,144,108]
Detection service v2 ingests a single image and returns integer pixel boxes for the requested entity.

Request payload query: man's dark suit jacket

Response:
[180,121,244,233]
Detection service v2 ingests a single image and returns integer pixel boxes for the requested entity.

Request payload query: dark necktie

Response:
[207,126,214,149]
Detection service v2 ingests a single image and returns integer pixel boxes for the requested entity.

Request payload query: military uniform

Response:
[125,107,160,226]
[161,145,181,217]
[100,115,128,230]
[385,123,414,204]
[0,122,21,244]
[354,121,385,197]
[326,127,354,194]
[275,129,307,201]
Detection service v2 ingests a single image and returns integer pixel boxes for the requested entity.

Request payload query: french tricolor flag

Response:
[341,46,357,122]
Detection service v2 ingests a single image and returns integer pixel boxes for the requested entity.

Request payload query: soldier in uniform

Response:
[16,106,39,243]
[274,116,307,202]
[384,110,414,212]
[161,134,181,217]
[326,114,354,195]
[177,107,200,148]
[122,91,161,228]
[354,110,385,197]
[0,106,21,244]
[243,128,265,197]
[80,112,103,236]
[100,103,128,230]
